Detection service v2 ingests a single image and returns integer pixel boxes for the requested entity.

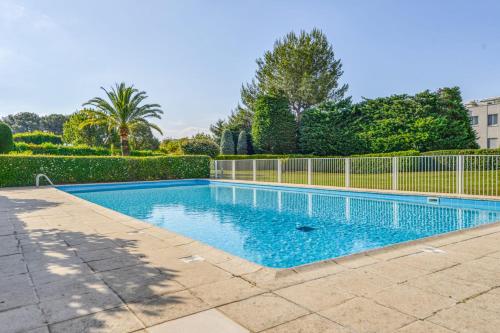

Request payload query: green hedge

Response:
[216,150,419,160]
[13,142,163,157]
[0,155,210,187]
[13,131,63,145]
[422,148,500,156]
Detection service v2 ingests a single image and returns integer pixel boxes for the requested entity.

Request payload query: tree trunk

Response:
[120,127,130,156]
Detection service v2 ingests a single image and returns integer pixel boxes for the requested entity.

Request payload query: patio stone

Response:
[319,268,394,296]
[334,254,380,268]
[215,257,261,275]
[292,260,346,280]
[428,302,500,333]
[77,248,127,262]
[30,262,94,286]
[261,314,349,333]
[147,309,249,333]
[49,306,144,333]
[406,271,490,301]
[441,263,500,287]
[40,288,124,323]
[86,254,144,272]
[107,275,185,302]
[0,304,46,333]
[173,262,233,288]
[218,293,309,332]
[372,284,456,319]
[364,260,428,283]
[35,275,110,301]
[275,276,354,311]
[395,320,455,333]
[465,256,500,273]
[127,290,209,326]
[388,252,458,272]
[0,287,38,311]
[319,297,415,333]
[465,288,500,313]
[190,277,265,307]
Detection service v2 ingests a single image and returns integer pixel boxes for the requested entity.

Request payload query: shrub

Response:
[0,122,14,154]
[12,142,164,157]
[0,155,210,187]
[13,131,63,145]
[252,95,297,154]
[220,129,235,155]
[181,139,219,158]
[236,131,248,155]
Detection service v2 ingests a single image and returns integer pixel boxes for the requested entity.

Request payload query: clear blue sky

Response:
[1,0,499,138]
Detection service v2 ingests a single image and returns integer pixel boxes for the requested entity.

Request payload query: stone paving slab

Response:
[1,185,500,332]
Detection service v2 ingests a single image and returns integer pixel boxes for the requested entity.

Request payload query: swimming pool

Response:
[59,180,500,268]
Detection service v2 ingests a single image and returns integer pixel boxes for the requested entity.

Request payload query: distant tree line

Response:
[211,29,477,155]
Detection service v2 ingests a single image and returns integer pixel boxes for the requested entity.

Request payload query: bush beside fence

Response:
[0,155,210,187]
[13,131,63,145]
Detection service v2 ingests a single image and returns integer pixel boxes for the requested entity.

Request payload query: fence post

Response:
[214,160,218,179]
[307,158,312,185]
[252,160,256,181]
[277,159,282,183]
[392,157,398,190]
[232,160,236,180]
[456,155,464,194]
[345,158,350,187]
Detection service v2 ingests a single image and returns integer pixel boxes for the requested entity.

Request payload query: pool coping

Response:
[48,178,500,276]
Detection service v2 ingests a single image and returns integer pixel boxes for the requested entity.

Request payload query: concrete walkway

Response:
[1,187,500,333]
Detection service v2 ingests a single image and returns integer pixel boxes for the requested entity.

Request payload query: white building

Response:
[466,97,500,149]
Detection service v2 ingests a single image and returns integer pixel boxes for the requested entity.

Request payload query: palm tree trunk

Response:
[120,127,130,156]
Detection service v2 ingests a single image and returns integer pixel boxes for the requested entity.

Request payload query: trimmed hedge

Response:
[13,131,63,145]
[422,148,500,156]
[0,155,210,187]
[13,142,163,157]
[216,150,420,160]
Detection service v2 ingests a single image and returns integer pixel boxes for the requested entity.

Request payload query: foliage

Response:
[241,28,348,122]
[220,129,235,155]
[251,95,297,154]
[215,150,419,160]
[237,130,248,155]
[40,114,68,135]
[129,122,160,150]
[355,87,478,153]
[159,138,188,154]
[0,155,210,187]
[62,110,116,147]
[299,99,366,156]
[422,148,500,156]
[13,131,63,145]
[82,82,163,156]
[181,139,219,158]
[13,142,164,157]
[0,122,14,154]
[209,119,226,144]
[2,112,41,133]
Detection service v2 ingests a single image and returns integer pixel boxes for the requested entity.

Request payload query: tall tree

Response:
[82,82,164,155]
[252,95,297,154]
[62,110,117,147]
[356,87,478,152]
[129,122,160,150]
[299,98,366,156]
[241,28,347,123]
[209,119,226,144]
[41,114,68,135]
[2,112,41,133]
[220,129,235,155]
[237,130,248,155]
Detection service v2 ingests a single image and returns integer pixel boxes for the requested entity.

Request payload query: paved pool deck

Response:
[1,186,500,333]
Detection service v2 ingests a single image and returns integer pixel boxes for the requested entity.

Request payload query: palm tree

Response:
[82,82,163,155]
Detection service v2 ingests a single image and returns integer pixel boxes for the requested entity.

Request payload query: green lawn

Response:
[212,169,500,196]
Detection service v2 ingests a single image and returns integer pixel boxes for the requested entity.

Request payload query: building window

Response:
[470,116,479,125]
[487,138,498,149]
[488,114,498,126]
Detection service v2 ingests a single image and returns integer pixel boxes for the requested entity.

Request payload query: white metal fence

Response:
[212,155,500,197]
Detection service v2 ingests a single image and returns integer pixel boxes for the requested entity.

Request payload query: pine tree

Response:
[220,129,235,155]
[237,130,248,155]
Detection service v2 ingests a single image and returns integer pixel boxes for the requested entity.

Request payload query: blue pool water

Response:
[59,180,500,268]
